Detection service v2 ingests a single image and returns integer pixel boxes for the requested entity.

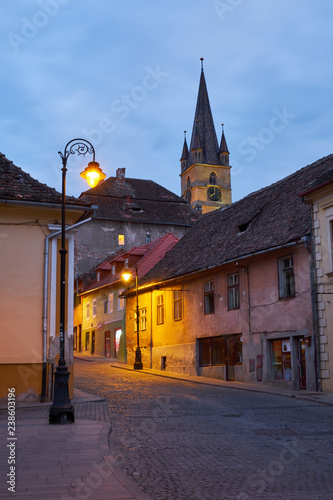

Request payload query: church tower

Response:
[180,59,232,214]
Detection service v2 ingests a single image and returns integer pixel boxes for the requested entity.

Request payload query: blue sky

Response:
[1,0,333,202]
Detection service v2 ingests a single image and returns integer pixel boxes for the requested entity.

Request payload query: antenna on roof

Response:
[200,57,204,71]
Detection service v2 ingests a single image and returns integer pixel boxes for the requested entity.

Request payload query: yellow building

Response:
[302,166,333,392]
[0,154,90,403]
[180,59,232,214]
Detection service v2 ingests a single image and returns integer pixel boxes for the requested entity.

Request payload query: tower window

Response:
[187,176,191,189]
[210,172,217,185]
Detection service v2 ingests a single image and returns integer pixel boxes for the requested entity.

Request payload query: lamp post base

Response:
[49,360,75,424]
[134,347,143,370]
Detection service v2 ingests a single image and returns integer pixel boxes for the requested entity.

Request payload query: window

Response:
[104,300,108,314]
[199,335,242,367]
[109,292,114,313]
[92,298,97,318]
[125,258,129,268]
[135,308,147,332]
[145,232,151,243]
[86,302,90,320]
[118,289,125,311]
[278,256,295,298]
[97,271,100,282]
[111,264,116,275]
[204,280,214,315]
[228,273,239,310]
[85,332,90,351]
[173,290,182,321]
[209,172,217,185]
[187,176,191,189]
[157,294,164,325]
[118,234,125,246]
[272,339,292,381]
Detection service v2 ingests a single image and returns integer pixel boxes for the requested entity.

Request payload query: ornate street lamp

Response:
[49,139,105,424]
[122,265,143,370]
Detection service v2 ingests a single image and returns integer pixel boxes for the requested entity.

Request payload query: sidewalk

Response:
[76,353,333,407]
[0,389,151,500]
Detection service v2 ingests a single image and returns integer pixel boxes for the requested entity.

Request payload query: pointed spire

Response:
[180,131,189,160]
[219,124,229,154]
[189,59,220,165]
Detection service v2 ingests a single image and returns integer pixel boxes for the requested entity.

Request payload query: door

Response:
[298,338,306,389]
[78,325,82,352]
[105,331,111,358]
[91,331,95,355]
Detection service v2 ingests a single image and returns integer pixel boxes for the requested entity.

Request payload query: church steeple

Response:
[188,58,220,167]
[180,59,232,214]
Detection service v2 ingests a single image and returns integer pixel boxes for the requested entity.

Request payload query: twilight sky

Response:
[1,0,333,202]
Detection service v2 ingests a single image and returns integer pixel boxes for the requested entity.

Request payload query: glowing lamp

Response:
[122,272,132,282]
[80,161,106,188]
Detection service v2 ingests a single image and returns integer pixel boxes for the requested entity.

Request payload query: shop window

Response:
[199,335,242,367]
[278,256,295,298]
[157,294,164,325]
[272,339,292,380]
[204,280,214,315]
[228,273,239,310]
[92,298,97,318]
[173,290,182,321]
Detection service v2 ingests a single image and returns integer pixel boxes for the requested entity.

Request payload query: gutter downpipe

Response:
[309,213,321,392]
[41,217,92,402]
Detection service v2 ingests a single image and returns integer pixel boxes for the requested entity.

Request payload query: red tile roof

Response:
[80,233,179,294]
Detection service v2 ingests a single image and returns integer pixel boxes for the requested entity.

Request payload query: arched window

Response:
[187,176,191,189]
[210,172,217,185]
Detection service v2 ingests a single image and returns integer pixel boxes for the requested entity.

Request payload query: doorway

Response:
[105,331,111,358]
[298,338,306,390]
[91,330,95,355]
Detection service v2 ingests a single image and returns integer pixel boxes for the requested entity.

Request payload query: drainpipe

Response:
[41,217,92,402]
[308,214,321,392]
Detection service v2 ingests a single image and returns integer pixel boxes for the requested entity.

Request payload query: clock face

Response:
[207,186,221,201]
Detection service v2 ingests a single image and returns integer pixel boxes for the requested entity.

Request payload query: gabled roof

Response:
[0,153,89,207]
[79,174,199,226]
[80,233,179,294]
[140,154,333,285]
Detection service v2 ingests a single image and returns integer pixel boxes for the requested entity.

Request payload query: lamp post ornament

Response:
[49,139,105,424]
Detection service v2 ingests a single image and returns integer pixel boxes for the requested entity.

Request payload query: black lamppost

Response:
[122,265,143,370]
[49,139,105,424]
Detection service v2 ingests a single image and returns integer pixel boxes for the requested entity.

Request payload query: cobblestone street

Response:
[74,359,333,500]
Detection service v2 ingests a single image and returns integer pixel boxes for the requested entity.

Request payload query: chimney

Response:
[116,168,125,185]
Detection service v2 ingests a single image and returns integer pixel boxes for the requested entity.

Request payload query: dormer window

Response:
[125,258,129,268]
[146,232,151,243]
[112,264,116,275]
[96,271,100,282]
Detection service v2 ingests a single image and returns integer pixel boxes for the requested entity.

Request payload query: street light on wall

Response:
[122,264,143,370]
[49,138,105,425]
